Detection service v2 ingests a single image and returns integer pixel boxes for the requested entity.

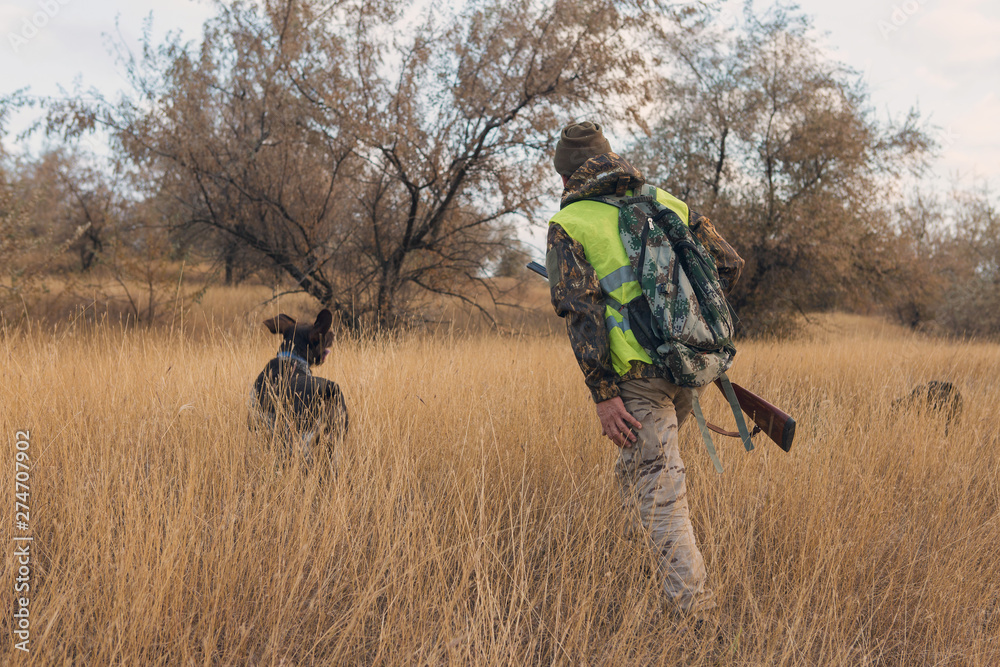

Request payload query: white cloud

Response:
[955,93,1000,151]
[0,5,25,32]
[791,0,1000,189]
[929,92,1000,184]
[916,0,1000,65]
[913,65,958,91]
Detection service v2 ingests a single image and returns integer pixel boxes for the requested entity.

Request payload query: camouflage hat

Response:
[554,121,612,176]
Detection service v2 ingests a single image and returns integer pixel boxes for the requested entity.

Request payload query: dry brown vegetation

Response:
[2,291,999,665]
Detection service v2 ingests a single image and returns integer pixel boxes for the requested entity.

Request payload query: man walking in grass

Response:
[545,121,743,622]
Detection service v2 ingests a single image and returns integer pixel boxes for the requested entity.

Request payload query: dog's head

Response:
[263,309,335,366]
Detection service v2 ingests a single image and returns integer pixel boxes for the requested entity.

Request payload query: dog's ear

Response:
[263,314,296,335]
[310,309,334,341]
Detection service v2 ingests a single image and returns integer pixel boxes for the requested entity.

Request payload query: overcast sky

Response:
[2,0,998,235]
[793,0,1000,189]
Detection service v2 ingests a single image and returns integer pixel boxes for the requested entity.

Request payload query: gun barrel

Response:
[526,261,548,279]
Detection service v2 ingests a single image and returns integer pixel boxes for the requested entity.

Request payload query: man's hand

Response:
[596,396,643,448]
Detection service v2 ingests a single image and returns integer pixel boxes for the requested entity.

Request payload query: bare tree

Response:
[632,6,935,335]
[49,0,671,330]
[875,193,950,329]
[933,186,1000,337]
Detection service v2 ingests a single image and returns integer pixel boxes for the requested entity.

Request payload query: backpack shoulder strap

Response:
[588,184,659,208]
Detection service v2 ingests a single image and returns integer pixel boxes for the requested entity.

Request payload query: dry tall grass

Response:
[2,304,998,665]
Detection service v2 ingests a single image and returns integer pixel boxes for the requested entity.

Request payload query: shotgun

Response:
[710,378,795,452]
[527,261,795,453]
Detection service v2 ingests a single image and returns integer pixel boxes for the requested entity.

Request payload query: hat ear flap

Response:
[263,314,296,335]
[310,309,333,340]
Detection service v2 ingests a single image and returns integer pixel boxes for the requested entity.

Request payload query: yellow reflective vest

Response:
[550,186,691,377]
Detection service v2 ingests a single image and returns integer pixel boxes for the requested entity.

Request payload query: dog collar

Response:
[277,350,310,370]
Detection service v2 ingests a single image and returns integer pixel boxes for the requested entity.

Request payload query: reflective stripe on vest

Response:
[606,314,630,333]
[605,298,631,332]
[599,265,637,297]
[551,185,690,376]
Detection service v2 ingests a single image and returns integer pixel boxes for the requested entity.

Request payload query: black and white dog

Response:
[249,308,349,464]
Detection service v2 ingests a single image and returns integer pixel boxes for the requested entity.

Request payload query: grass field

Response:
[2,289,998,665]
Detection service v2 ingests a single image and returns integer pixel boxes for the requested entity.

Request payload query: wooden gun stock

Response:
[714,379,795,452]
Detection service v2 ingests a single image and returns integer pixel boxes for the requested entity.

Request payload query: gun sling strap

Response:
[692,373,754,474]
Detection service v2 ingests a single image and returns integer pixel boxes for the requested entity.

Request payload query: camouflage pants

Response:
[615,378,716,617]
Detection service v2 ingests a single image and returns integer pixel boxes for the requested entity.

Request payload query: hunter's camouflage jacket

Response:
[547,153,745,403]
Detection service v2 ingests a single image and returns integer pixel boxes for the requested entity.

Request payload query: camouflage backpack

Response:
[591,185,752,472]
